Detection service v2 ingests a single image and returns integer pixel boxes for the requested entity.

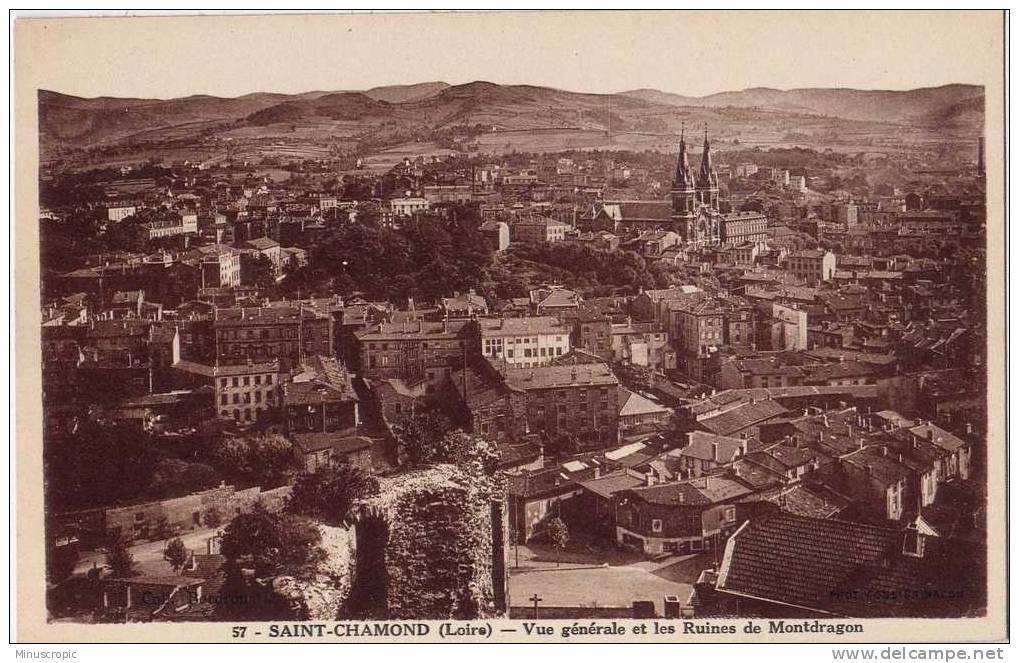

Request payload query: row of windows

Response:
[219,374,274,388]
[220,390,275,405]
[367,340,465,351]
[220,407,259,422]
[219,327,299,341]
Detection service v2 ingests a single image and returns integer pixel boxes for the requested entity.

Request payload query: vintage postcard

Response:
[11,10,1008,645]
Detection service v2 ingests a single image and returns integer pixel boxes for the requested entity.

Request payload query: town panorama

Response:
[38,80,987,622]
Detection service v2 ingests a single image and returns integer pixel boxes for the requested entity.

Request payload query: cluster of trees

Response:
[44,420,221,512]
[220,504,326,579]
[45,421,300,513]
[721,146,854,172]
[505,242,669,294]
[391,409,499,475]
[283,205,493,302]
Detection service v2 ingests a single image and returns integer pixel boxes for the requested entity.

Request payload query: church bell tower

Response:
[671,124,697,241]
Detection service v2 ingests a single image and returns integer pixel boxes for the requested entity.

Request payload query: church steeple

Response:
[699,125,713,181]
[695,124,719,210]
[671,122,697,241]
[674,123,694,188]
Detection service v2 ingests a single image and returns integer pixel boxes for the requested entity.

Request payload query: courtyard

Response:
[507,539,715,611]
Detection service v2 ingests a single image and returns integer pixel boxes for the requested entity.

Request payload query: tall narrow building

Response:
[696,126,720,209]
[670,126,697,241]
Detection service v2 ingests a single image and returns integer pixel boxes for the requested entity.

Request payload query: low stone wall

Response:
[57,484,293,546]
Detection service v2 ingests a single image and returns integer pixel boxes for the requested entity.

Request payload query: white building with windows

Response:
[479,316,571,367]
[213,360,282,423]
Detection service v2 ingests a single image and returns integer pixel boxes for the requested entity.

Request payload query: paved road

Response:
[73,527,221,577]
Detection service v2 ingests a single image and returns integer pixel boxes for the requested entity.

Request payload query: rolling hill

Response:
[38,81,984,163]
[620,84,984,127]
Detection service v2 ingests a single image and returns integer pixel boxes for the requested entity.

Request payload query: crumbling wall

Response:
[347,464,501,619]
[271,523,356,620]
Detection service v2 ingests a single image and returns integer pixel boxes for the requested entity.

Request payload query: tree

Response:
[546,433,580,459]
[547,517,569,567]
[47,546,78,585]
[211,434,299,488]
[220,505,324,578]
[202,507,222,528]
[391,409,453,465]
[163,537,189,573]
[148,458,221,501]
[287,463,380,525]
[246,254,277,290]
[105,533,136,578]
[398,425,500,477]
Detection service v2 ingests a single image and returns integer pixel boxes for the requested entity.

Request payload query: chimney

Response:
[882,446,888,457]
[711,441,719,462]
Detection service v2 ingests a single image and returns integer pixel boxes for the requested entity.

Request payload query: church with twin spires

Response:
[671,125,723,247]
[582,125,767,248]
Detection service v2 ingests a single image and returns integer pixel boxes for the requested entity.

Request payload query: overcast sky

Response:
[17,10,1001,99]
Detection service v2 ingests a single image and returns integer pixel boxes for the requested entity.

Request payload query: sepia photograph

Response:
[11,9,1008,646]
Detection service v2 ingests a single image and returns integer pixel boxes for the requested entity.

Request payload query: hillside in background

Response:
[39,81,984,165]
[620,84,984,126]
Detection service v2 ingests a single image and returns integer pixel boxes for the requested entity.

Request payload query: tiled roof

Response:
[717,512,899,613]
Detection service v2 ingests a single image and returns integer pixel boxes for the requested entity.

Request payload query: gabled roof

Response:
[619,390,669,417]
[907,422,967,453]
